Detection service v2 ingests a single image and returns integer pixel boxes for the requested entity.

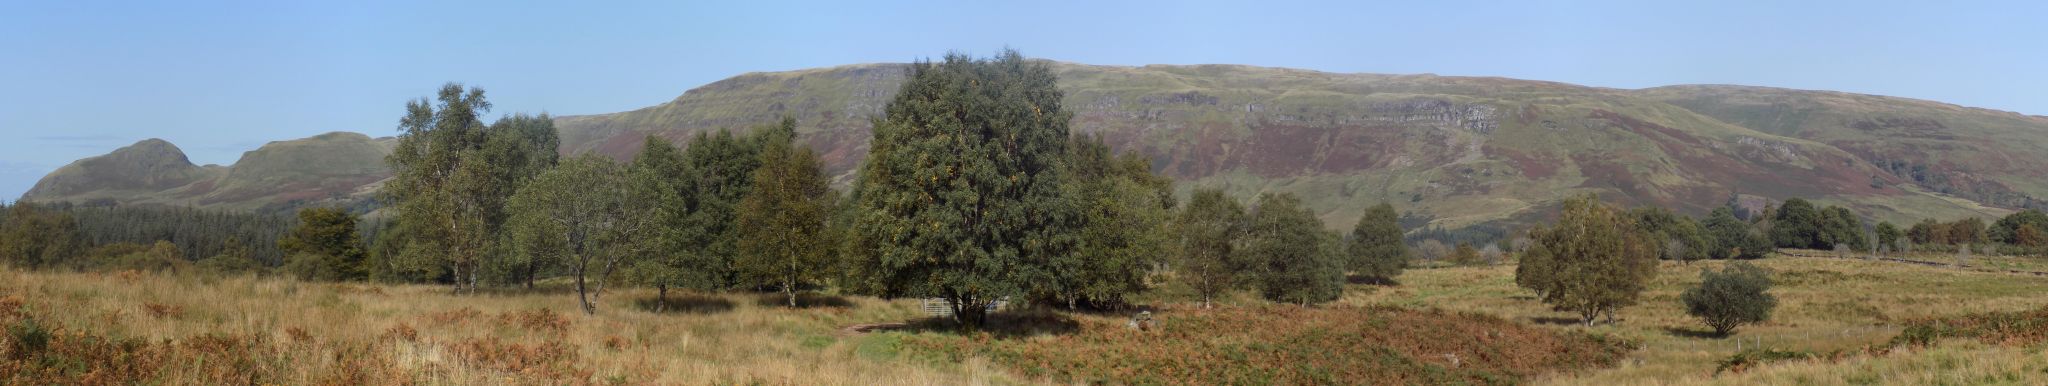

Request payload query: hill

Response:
[551,62,2035,228]
[20,132,392,212]
[25,62,2048,228]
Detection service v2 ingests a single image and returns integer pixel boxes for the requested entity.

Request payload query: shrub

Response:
[6,317,51,359]
[1682,262,1777,336]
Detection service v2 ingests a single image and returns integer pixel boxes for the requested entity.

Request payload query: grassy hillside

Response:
[20,132,391,212]
[1634,85,2048,214]
[20,139,216,203]
[7,253,2048,384]
[554,62,2024,228]
[26,62,2048,228]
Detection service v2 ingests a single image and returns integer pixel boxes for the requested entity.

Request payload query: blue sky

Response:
[2,0,2044,201]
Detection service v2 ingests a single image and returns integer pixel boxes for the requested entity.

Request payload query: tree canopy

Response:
[1682,262,1777,336]
[1174,188,1249,309]
[1038,133,1175,309]
[1516,194,1659,325]
[846,50,1078,327]
[1247,193,1344,306]
[278,207,367,281]
[734,125,836,308]
[1346,202,1408,282]
[506,155,652,314]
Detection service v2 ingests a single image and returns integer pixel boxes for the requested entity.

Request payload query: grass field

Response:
[5,253,2048,385]
[1354,255,2048,385]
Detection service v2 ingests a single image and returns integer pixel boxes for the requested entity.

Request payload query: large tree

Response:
[385,84,490,290]
[1175,189,1248,309]
[625,135,696,304]
[1991,210,2048,246]
[1247,193,1344,306]
[1874,221,1902,254]
[735,126,836,308]
[1818,206,1869,251]
[1682,262,1777,336]
[1516,194,1659,326]
[847,50,1077,328]
[1346,202,1408,283]
[278,207,367,281]
[0,203,83,269]
[1040,134,1174,309]
[1631,207,1709,263]
[1948,217,1989,246]
[506,155,652,314]
[1770,198,1824,249]
[678,125,776,289]
[1703,207,1770,259]
[479,113,562,287]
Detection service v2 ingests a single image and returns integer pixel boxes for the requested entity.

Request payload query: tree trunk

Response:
[576,268,595,315]
[657,284,669,312]
[449,261,463,295]
[524,260,536,289]
[785,280,797,308]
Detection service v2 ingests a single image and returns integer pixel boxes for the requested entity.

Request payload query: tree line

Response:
[12,49,2041,332]
[0,203,290,273]
[346,50,1416,324]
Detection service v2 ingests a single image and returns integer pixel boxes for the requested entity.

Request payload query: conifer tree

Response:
[279,207,367,281]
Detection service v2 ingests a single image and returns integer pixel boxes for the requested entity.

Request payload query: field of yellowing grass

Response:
[0,268,1019,385]
[5,252,2047,385]
[1351,254,2048,385]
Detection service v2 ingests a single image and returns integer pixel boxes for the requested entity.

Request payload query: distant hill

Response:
[22,132,392,212]
[25,62,2046,230]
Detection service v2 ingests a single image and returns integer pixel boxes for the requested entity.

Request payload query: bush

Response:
[6,317,50,359]
[1682,262,1777,336]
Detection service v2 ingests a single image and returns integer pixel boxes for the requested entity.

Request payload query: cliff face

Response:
[28,62,2047,229]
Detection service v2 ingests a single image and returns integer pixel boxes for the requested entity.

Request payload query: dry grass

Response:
[7,252,2048,385]
[1344,255,2048,385]
[1701,340,2048,385]
[898,305,1629,385]
[0,267,1020,385]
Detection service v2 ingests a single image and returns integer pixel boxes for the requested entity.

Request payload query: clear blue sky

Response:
[3,0,2044,201]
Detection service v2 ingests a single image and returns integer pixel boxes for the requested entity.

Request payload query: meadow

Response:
[6,252,2048,385]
